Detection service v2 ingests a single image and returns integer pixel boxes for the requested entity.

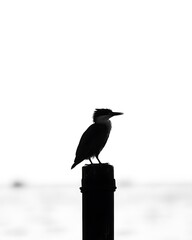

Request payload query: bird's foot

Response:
[89,158,93,164]
[96,157,102,164]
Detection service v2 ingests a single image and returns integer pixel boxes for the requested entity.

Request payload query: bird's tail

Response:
[71,156,83,169]
[71,162,77,169]
[71,157,80,169]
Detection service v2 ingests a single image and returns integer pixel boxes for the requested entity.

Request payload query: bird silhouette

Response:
[71,108,123,169]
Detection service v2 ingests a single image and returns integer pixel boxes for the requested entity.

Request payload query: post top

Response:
[81,163,116,192]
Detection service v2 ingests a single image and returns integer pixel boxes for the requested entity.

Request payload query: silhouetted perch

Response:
[80,164,116,240]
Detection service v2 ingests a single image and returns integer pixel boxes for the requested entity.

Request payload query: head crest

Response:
[93,108,113,122]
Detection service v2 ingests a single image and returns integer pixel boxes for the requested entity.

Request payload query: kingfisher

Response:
[71,108,123,169]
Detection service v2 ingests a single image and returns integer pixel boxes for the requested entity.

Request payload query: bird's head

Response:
[93,108,123,123]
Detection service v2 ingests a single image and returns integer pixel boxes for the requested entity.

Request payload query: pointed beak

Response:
[111,111,123,117]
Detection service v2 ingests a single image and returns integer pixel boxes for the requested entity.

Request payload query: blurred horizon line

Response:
[1,180,192,188]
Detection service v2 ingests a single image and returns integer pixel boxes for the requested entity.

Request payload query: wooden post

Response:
[80,164,116,240]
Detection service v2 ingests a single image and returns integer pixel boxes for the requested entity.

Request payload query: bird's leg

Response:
[96,156,102,164]
[89,158,93,164]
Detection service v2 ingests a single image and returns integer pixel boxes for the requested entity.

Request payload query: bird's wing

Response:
[75,123,110,162]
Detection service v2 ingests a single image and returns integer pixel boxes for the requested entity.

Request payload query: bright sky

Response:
[0,0,192,184]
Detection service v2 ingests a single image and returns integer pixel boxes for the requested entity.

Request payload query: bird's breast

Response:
[95,121,112,144]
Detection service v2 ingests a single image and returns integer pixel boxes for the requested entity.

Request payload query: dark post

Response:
[80,164,116,240]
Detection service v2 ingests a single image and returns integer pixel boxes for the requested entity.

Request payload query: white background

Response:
[0,0,192,184]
